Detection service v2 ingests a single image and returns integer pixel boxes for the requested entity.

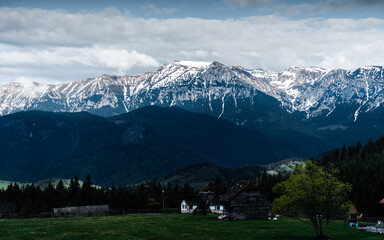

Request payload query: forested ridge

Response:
[317,136,384,216]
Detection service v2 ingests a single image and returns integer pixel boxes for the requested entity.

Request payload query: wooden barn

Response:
[220,180,271,220]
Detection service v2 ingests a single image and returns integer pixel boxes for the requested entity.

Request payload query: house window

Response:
[216,206,220,210]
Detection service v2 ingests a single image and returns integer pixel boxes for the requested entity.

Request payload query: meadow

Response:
[0,214,381,240]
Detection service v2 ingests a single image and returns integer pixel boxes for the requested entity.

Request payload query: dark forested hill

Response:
[155,163,262,189]
[0,106,302,186]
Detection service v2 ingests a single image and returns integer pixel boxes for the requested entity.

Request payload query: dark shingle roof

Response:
[183,191,223,206]
[219,180,259,202]
[210,195,222,206]
[184,196,201,206]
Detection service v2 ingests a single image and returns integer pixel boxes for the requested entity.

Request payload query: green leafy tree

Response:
[272,161,352,239]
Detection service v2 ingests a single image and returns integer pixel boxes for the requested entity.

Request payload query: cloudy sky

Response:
[0,0,384,85]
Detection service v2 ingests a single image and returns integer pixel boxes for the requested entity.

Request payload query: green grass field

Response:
[0,214,381,240]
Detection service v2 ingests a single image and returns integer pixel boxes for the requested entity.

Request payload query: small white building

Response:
[180,192,224,214]
[209,195,224,214]
[180,197,200,214]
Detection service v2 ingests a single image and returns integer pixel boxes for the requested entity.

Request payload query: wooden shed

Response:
[53,205,109,217]
[347,205,360,228]
[220,180,270,220]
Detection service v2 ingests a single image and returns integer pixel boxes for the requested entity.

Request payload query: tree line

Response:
[0,174,197,216]
[0,172,286,216]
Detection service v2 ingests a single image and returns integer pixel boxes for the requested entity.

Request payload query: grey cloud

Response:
[144,4,177,14]
[306,0,384,11]
[0,7,384,85]
[356,0,384,6]
[324,0,384,9]
[222,0,384,9]
[223,0,278,7]
[223,0,384,16]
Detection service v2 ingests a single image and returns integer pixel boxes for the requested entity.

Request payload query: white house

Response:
[180,192,224,214]
[208,195,224,214]
[180,197,200,214]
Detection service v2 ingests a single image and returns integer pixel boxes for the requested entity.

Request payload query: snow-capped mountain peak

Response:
[0,62,384,123]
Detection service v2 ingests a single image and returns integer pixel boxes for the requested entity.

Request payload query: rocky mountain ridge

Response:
[2,61,384,154]
[2,61,383,123]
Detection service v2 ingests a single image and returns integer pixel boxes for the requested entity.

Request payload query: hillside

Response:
[0,107,301,186]
[156,159,305,188]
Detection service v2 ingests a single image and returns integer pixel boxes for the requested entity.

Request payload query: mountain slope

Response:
[0,106,302,186]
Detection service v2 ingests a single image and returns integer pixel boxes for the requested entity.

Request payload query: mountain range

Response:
[1,61,383,121]
[1,60,384,185]
[2,61,384,151]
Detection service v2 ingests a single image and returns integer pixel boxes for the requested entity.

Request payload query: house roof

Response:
[183,196,201,206]
[209,195,223,206]
[183,192,222,206]
[219,180,260,202]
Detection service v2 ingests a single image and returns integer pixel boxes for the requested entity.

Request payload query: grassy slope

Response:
[0,214,379,240]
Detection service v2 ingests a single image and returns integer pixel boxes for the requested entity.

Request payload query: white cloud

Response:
[178,50,211,59]
[0,7,384,85]
[0,44,159,74]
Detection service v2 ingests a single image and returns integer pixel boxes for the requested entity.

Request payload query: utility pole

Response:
[162,189,165,214]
